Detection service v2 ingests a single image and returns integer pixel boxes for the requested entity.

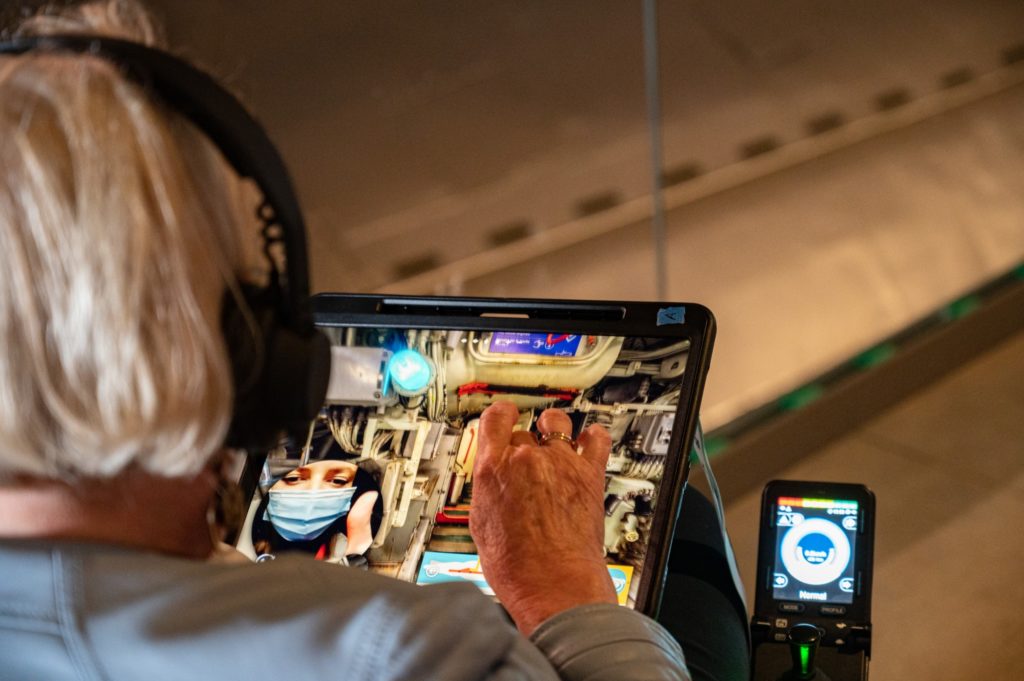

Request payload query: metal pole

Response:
[643,0,669,300]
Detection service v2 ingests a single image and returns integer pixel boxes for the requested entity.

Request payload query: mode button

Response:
[778,603,805,613]
[820,605,847,617]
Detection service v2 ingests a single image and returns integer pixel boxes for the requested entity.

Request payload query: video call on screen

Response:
[236,327,693,609]
[771,496,859,605]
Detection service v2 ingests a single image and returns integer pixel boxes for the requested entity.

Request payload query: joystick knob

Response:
[787,623,824,680]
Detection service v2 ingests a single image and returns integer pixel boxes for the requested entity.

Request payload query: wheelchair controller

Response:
[751,481,874,681]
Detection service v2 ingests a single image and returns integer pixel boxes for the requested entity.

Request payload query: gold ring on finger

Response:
[539,431,577,448]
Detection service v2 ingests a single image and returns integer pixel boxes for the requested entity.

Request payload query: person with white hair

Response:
[0,2,694,679]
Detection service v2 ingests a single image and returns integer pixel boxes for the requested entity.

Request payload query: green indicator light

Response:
[779,384,824,411]
[851,343,896,369]
[788,623,821,679]
[799,644,812,676]
[1014,263,1024,280]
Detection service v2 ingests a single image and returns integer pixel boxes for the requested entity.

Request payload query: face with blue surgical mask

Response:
[266,460,360,542]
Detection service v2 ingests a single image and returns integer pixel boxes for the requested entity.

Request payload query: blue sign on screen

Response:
[489,332,582,357]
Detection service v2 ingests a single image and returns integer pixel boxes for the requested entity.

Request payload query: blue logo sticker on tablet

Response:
[656,306,686,326]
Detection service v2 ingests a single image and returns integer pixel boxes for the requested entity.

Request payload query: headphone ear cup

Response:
[221,287,330,451]
[221,287,273,450]
[258,322,331,442]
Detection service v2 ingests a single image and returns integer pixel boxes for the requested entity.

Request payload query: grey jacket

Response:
[0,542,690,680]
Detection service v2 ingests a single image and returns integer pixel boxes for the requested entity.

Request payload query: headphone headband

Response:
[0,34,331,451]
[0,34,312,325]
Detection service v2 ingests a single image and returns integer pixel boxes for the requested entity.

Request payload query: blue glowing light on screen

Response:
[388,349,433,395]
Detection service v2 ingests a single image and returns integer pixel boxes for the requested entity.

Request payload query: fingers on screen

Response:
[510,430,539,446]
[477,401,519,469]
[578,424,612,472]
[535,408,573,439]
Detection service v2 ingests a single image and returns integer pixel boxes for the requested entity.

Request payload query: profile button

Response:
[819,605,847,617]
[779,603,806,614]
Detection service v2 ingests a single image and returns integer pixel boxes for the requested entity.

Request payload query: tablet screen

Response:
[237,326,693,610]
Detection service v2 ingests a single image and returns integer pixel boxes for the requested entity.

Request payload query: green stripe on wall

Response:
[851,342,897,370]
[943,295,981,320]
[703,435,731,458]
[778,384,825,411]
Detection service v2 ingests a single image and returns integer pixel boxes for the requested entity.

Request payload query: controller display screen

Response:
[771,496,858,605]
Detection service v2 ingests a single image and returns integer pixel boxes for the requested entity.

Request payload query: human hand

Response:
[345,490,379,555]
[470,401,617,636]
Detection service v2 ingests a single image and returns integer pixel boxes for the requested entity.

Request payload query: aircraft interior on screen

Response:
[235,328,690,607]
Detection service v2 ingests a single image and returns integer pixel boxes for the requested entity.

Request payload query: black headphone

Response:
[0,34,331,452]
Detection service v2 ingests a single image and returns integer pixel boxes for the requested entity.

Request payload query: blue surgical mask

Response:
[266,487,357,542]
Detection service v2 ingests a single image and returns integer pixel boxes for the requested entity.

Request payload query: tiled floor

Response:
[718,329,1024,679]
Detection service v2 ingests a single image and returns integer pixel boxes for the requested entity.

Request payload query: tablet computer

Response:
[233,294,715,617]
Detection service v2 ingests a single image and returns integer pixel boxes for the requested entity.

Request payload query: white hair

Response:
[0,1,262,479]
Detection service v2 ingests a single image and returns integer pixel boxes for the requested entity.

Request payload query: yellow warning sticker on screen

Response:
[608,564,634,605]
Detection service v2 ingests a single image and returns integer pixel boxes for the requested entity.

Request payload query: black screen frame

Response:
[295,293,716,617]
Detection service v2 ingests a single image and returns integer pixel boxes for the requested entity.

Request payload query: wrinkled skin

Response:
[470,401,617,636]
